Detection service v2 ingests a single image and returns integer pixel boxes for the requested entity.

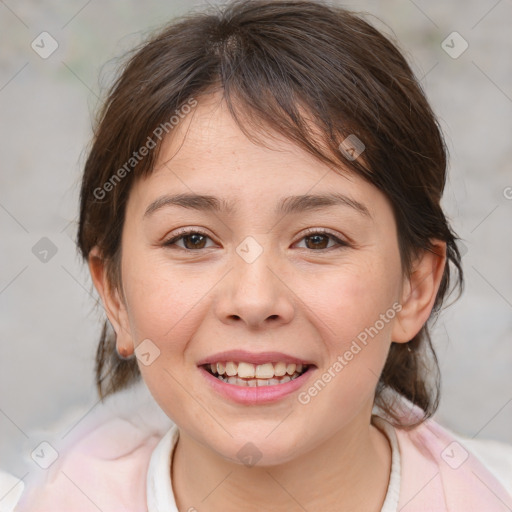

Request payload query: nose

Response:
[214,240,295,330]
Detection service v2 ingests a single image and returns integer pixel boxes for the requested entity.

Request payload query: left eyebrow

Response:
[143,192,371,219]
[278,192,371,218]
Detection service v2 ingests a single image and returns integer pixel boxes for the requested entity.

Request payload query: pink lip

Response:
[196,349,315,366]
[199,365,316,405]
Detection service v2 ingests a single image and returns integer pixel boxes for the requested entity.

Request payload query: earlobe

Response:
[391,241,447,343]
[88,247,134,357]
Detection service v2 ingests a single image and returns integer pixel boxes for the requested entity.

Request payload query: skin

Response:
[90,91,446,511]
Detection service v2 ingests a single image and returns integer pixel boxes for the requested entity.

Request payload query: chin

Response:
[211,432,306,468]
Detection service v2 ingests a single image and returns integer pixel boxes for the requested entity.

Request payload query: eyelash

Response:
[162,228,350,252]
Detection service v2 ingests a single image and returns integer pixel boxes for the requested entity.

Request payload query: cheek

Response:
[119,255,212,418]
[296,260,400,411]
[309,257,400,348]
[297,272,398,426]
[121,252,210,346]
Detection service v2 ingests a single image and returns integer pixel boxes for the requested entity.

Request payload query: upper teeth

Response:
[209,361,304,379]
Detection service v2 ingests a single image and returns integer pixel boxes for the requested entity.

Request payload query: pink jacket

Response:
[13,400,512,512]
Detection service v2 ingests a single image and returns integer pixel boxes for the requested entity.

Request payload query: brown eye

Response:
[163,230,214,250]
[304,234,331,250]
[181,233,208,250]
[296,230,349,251]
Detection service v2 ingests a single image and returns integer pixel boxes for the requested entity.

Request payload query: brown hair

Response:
[77,0,463,428]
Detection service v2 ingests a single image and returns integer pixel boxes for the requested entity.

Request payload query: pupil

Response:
[307,235,327,249]
[185,234,205,249]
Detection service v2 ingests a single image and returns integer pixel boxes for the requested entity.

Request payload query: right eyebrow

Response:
[144,193,237,218]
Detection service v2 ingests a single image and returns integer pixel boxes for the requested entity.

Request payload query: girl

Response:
[14,0,512,510]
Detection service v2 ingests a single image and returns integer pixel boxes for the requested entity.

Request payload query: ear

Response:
[391,240,447,343]
[88,246,134,357]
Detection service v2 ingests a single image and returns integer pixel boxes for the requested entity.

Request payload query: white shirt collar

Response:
[146,416,401,512]
[373,415,401,512]
[146,424,180,512]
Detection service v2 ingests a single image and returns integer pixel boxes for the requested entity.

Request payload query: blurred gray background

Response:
[1,0,511,494]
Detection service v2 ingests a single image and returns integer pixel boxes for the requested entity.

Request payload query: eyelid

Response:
[162,227,217,248]
[295,227,350,249]
[162,226,351,252]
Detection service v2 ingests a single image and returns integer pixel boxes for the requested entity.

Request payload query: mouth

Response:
[201,361,312,387]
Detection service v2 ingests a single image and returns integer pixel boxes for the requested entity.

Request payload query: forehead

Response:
[128,91,388,220]
[158,91,322,169]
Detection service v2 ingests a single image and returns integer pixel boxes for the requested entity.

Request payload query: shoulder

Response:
[407,413,512,497]
[14,385,172,512]
[392,404,512,502]
[445,426,512,497]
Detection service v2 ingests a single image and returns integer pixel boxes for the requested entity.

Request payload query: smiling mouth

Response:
[202,362,311,387]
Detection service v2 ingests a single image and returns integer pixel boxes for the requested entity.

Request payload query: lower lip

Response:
[199,366,316,405]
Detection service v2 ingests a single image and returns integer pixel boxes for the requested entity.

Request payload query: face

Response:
[105,92,411,466]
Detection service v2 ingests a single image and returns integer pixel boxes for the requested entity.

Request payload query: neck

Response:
[170,410,392,512]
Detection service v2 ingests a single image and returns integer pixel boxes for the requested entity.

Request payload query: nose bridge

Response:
[235,235,273,293]
[215,234,294,328]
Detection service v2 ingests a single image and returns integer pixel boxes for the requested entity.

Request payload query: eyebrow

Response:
[143,192,371,219]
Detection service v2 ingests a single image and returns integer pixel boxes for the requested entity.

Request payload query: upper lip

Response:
[197,349,315,367]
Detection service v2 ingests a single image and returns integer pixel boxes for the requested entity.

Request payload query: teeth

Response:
[286,363,297,375]
[225,361,237,377]
[274,362,287,376]
[206,361,308,379]
[215,372,299,386]
[206,360,310,387]
[237,362,255,378]
[255,363,274,379]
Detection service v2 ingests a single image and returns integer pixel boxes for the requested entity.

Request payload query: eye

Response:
[162,228,350,252]
[162,229,216,250]
[295,229,349,251]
